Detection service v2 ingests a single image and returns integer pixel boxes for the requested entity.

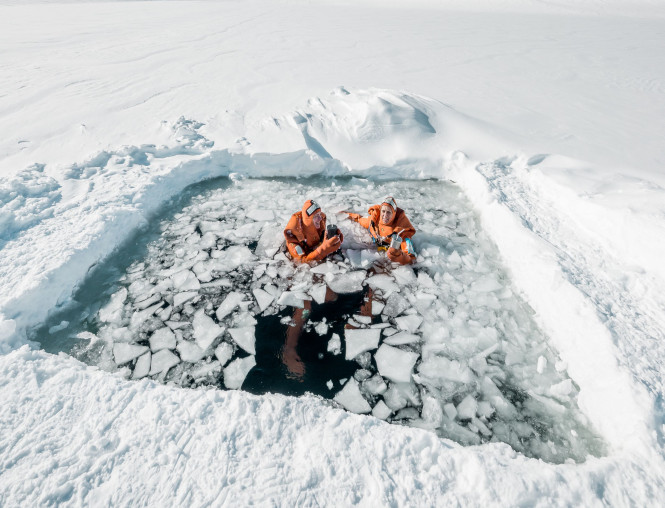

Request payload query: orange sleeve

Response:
[358,205,380,229]
[393,211,416,239]
[284,214,307,261]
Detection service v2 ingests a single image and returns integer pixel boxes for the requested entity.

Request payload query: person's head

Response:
[302,199,323,228]
[380,196,397,225]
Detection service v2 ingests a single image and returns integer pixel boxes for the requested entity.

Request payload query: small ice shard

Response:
[223,355,256,389]
[417,356,474,385]
[472,416,492,437]
[326,270,366,294]
[477,401,495,419]
[198,231,218,250]
[252,288,274,312]
[549,379,573,399]
[172,270,201,291]
[149,327,176,352]
[310,261,340,275]
[327,333,342,355]
[371,301,385,315]
[345,328,381,360]
[149,349,180,375]
[334,378,371,414]
[372,400,392,420]
[166,320,189,330]
[136,294,160,311]
[382,384,408,411]
[326,380,334,390]
[113,343,149,365]
[99,288,127,323]
[370,322,391,329]
[471,276,502,293]
[173,291,197,308]
[443,403,458,420]
[366,274,400,294]
[247,208,274,221]
[192,311,224,351]
[132,352,151,379]
[362,374,388,395]
[360,249,381,267]
[314,321,329,335]
[277,291,306,308]
[383,331,420,346]
[176,340,206,363]
[228,326,256,355]
[537,355,547,374]
[456,394,478,420]
[309,284,328,305]
[214,342,234,367]
[395,314,422,333]
[190,360,222,381]
[374,344,419,383]
[216,291,245,320]
[48,321,69,334]
[353,315,372,325]
[382,293,409,317]
[392,266,416,285]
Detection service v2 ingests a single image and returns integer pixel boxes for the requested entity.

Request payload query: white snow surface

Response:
[2,0,665,504]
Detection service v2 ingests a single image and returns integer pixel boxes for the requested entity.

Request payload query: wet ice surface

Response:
[36,176,603,463]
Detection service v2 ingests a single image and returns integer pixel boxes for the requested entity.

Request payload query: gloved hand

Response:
[319,234,341,256]
[347,213,361,223]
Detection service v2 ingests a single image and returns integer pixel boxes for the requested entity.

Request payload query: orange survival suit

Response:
[284,200,343,262]
[350,197,416,265]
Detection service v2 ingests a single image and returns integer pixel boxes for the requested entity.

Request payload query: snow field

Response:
[45,177,602,463]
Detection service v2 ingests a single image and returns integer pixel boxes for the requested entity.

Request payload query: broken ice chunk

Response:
[314,321,329,335]
[456,394,478,420]
[98,288,127,323]
[334,378,371,414]
[374,344,419,383]
[382,293,409,317]
[326,270,366,294]
[223,355,256,389]
[443,403,458,420]
[362,374,388,395]
[344,328,381,360]
[214,342,234,367]
[327,333,342,355]
[252,288,274,312]
[247,209,275,221]
[310,261,340,275]
[372,400,392,420]
[149,327,176,352]
[173,291,197,308]
[353,315,372,325]
[549,379,573,400]
[277,291,307,308]
[176,340,206,363]
[48,321,69,334]
[383,331,420,346]
[228,326,256,355]
[113,343,149,365]
[192,311,224,351]
[172,270,201,292]
[537,355,547,374]
[309,284,328,305]
[190,360,222,381]
[326,380,334,390]
[366,274,400,294]
[391,266,416,285]
[395,314,422,333]
[371,301,385,315]
[149,349,180,375]
[132,352,151,379]
[216,291,245,321]
[471,275,502,293]
[417,356,474,385]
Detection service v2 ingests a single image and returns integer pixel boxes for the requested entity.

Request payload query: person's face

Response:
[311,211,323,228]
[380,205,394,225]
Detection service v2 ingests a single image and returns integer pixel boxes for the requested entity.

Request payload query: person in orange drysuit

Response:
[348,196,416,265]
[284,199,343,262]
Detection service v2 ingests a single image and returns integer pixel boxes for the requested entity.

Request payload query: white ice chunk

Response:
[372,400,392,420]
[327,333,342,355]
[326,380,334,390]
[132,352,151,379]
[176,341,206,363]
[549,379,574,399]
[392,266,416,285]
[456,394,478,420]
[326,270,366,294]
[443,403,458,420]
[395,314,422,333]
[375,344,419,383]
[314,322,329,335]
[247,209,275,221]
[421,395,443,427]
[309,284,328,305]
[363,374,388,395]
[345,328,381,360]
[192,311,224,351]
[214,342,234,367]
[190,360,222,381]
[310,261,341,275]
[173,291,197,308]
[216,291,245,321]
[172,270,201,291]
[149,327,176,352]
[166,320,189,330]
[48,321,69,334]
[353,315,372,325]
[361,249,381,267]
[471,275,502,293]
[228,326,256,354]
[366,274,400,294]
[382,293,409,317]
[418,356,474,385]
[113,343,149,365]
[537,355,547,374]
[383,331,420,346]
[334,378,371,414]
[371,301,385,315]
[252,288,274,312]
[149,349,180,375]
[224,355,256,389]
[277,291,306,308]
[99,288,127,323]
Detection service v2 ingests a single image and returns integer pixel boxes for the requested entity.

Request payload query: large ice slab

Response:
[192,311,224,351]
[224,355,256,389]
[149,327,176,352]
[228,326,256,355]
[344,328,381,360]
[113,343,149,365]
[334,378,371,414]
[375,344,419,383]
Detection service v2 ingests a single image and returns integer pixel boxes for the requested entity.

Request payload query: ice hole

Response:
[32,176,605,463]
